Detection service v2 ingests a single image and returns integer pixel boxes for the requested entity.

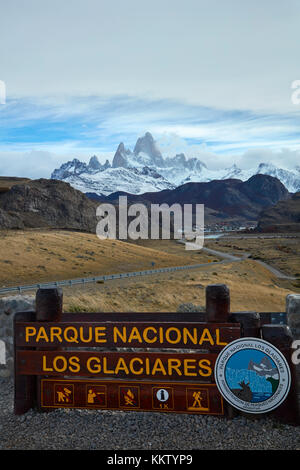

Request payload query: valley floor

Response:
[0,229,298,313]
[61,256,294,313]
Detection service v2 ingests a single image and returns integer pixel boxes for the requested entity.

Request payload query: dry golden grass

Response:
[0,177,30,190]
[62,258,295,313]
[0,229,297,312]
[0,230,216,287]
[206,235,300,278]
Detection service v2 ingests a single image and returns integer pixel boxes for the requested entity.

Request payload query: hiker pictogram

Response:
[186,388,209,411]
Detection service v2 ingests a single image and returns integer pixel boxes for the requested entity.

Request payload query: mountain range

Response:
[248,356,279,380]
[257,190,300,232]
[92,174,290,222]
[51,132,300,196]
[0,174,294,232]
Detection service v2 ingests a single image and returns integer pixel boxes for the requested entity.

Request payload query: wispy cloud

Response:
[0,93,300,177]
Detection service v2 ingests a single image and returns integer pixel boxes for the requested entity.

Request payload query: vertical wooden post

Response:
[35,288,63,411]
[229,312,261,338]
[228,311,262,421]
[14,311,36,415]
[205,284,235,417]
[262,324,300,426]
[206,284,230,323]
[35,287,63,322]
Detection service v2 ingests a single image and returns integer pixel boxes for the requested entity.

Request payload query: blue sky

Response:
[0,94,300,178]
[1,0,300,178]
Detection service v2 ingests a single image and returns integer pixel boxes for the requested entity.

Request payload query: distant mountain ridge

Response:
[257,191,300,232]
[92,174,290,222]
[51,132,300,196]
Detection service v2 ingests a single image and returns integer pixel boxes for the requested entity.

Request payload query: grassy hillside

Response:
[0,229,296,312]
[205,235,300,278]
[62,258,294,313]
[0,229,215,287]
[0,177,31,193]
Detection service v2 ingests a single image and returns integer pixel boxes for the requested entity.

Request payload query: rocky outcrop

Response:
[98,174,290,221]
[257,191,300,232]
[112,143,131,168]
[51,156,111,180]
[133,132,164,167]
[0,295,35,377]
[286,294,300,338]
[0,178,99,231]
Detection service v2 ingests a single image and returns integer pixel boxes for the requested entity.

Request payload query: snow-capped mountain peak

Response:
[112,143,131,168]
[88,155,102,171]
[51,132,300,196]
[133,131,164,167]
[255,162,300,193]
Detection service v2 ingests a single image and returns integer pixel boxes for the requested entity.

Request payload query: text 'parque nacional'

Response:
[16,322,240,349]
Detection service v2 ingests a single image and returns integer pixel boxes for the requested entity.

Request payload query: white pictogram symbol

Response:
[156,389,169,402]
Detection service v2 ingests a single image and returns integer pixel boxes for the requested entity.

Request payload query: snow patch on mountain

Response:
[51,132,300,195]
[60,166,175,196]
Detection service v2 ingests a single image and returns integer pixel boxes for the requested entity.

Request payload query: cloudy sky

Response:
[0,0,300,177]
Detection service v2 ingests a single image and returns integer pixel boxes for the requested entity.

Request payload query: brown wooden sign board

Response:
[39,378,224,415]
[16,350,218,381]
[14,321,240,350]
[13,286,300,425]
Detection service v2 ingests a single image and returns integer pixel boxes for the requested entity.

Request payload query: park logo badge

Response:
[214,338,291,413]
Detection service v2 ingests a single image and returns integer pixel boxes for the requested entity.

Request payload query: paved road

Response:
[202,246,250,262]
[0,260,224,295]
[202,245,296,280]
[254,259,296,280]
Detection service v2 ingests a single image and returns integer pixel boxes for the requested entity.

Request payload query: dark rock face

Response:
[51,156,111,180]
[0,179,98,232]
[112,143,131,168]
[257,191,300,231]
[239,174,289,208]
[1,174,289,232]
[88,155,102,171]
[93,174,289,221]
[133,132,164,167]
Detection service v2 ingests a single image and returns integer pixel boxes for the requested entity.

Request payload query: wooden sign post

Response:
[13,284,300,424]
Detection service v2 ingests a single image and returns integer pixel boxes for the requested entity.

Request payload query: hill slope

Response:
[94,174,290,221]
[0,230,214,287]
[257,191,300,232]
[0,178,98,231]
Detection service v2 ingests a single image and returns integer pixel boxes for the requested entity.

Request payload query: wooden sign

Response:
[13,285,242,417]
[14,321,240,350]
[39,379,224,415]
[16,350,218,381]
[13,286,300,424]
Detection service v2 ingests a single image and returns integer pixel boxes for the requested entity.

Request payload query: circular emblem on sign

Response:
[156,389,169,402]
[214,337,291,414]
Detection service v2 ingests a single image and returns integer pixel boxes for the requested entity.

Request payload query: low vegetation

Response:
[0,229,298,312]
[0,230,213,287]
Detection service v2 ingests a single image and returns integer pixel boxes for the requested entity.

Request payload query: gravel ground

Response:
[1,378,300,450]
